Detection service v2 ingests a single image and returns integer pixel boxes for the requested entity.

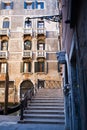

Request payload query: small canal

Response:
[0,102,20,116]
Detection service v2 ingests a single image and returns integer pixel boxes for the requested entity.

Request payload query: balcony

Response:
[0,29,10,37]
[23,28,33,36]
[56,51,66,64]
[36,50,46,59]
[0,51,8,59]
[23,50,32,59]
[36,28,46,36]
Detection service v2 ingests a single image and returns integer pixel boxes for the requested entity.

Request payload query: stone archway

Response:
[20,80,34,98]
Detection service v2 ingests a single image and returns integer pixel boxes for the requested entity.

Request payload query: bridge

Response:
[19,87,65,128]
[0,87,65,130]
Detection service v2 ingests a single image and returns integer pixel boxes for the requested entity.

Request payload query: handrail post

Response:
[20,94,24,120]
[20,99,24,120]
[20,87,35,121]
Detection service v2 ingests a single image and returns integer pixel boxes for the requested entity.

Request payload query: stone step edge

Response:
[18,119,65,124]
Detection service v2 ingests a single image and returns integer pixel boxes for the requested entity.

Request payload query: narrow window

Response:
[23,62,31,73]
[38,62,44,72]
[24,2,34,9]
[1,2,13,9]
[27,3,32,9]
[37,21,44,28]
[0,63,6,73]
[37,43,45,50]
[37,43,45,56]
[1,40,8,50]
[24,40,31,50]
[35,62,44,72]
[36,2,44,9]
[25,18,32,28]
[3,18,9,28]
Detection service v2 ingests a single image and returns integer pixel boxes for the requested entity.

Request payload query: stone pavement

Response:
[0,115,65,130]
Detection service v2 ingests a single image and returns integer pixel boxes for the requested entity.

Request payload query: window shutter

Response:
[3,22,5,28]
[41,2,44,9]
[36,1,38,9]
[42,62,44,72]
[20,62,24,73]
[37,43,39,50]
[6,21,9,28]
[3,22,6,28]
[43,44,45,50]
[1,2,5,9]
[35,62,38,72]
[37,21,39,28]
[3,21,9,28]
[0,63,1,73]
[11,2,13,9]
[32,2,34,9]
[24,2,27,9]
[45,62,48,74]
[28,62,31,72]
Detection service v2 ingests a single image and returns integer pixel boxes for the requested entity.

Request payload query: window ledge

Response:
[36,72,46,75]
[22,72,33,75]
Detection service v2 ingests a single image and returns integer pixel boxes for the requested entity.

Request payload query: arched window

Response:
[24,40,32,50]
[37,40,45,50]
[3,18,9,28]
[1,40,8,50]
[24,18,32,28]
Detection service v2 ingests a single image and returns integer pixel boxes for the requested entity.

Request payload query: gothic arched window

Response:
[24,40,32,50]
[3,18,9,28]
[1,40,8,50]
[24,18,32,28]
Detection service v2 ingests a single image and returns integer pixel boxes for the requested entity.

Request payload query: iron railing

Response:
[23,28,33,35]
[36,28,46,35]
[36,50,46,58]
[0,51,8,59]
[23,50,32,58]
[0,29,10,36]
[20,87,34,120]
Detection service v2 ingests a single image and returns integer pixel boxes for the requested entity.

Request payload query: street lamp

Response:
[28,14,62,23]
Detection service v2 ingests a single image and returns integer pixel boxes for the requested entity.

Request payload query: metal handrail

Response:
[20,87,34,120]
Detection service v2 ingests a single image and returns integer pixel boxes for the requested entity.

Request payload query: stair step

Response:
[24,109,64,114]
[27,106,64,110]
[24,114,65,119]
[31,101,64,103]
[34,97,64,98]
[36,95,62,96]
[19,89,65,125]
[32,96,64,101]
[19,118,65,124]
[29,104,64,107]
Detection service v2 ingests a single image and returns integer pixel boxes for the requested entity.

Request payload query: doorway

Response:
[38,79,45,89]
[20,80,34,98]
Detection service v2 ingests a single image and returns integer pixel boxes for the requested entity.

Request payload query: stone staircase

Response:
[20,88,65,124]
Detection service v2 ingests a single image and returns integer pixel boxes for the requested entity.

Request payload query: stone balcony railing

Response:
[36,28,46,35]
[23,28,33,36]
[0,51,8,59]
[23,50,32,58]
[36,50,46,59]
[0,29,10,36]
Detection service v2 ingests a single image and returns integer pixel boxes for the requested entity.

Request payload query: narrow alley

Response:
[0,0,87,130]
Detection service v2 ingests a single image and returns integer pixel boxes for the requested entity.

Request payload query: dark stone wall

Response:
[76,1,87,129]
[62,0,87,130]
[62,0,73,55]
